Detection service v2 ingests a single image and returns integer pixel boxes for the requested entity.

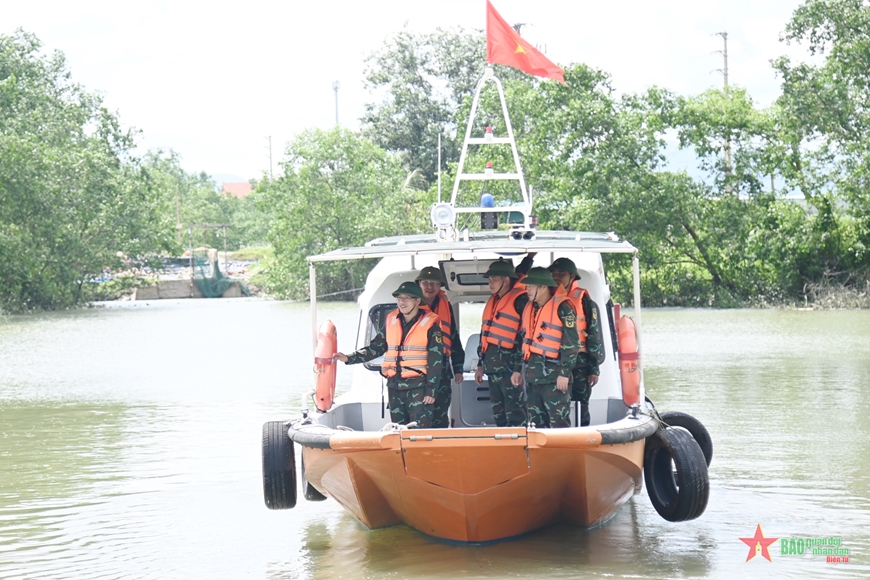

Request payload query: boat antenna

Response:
[437,132,442,203]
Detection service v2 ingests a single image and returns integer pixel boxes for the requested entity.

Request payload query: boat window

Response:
[455,273,489,286]
[363,303,395,371]
[440,259,498,293]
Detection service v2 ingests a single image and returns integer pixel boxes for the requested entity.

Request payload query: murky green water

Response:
[1,300,868,579]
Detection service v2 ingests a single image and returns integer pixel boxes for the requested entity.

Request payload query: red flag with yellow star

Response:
[486,0,565,83]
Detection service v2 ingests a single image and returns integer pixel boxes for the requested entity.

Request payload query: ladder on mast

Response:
[431,67,534,241]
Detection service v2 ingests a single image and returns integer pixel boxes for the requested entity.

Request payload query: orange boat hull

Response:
[300,426,645,543]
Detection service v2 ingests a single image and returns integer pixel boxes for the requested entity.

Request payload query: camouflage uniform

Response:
[345,310,443,428]
[478,292,529,427]
[572,293,605,426]
[475,255,535,427]
[516,298,580,428]
[423,294,465,428]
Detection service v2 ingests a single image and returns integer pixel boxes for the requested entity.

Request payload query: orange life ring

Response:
[618,315,641,406]
[314,320,337,412]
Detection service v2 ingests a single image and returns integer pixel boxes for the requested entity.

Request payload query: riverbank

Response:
[84,249,267,303]
[800,277,870,309]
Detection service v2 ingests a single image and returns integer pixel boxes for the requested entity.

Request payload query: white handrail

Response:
[632,253,645,405]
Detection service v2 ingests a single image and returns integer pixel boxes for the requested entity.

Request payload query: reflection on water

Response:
[294,502,716,580]
[1,301,869,579]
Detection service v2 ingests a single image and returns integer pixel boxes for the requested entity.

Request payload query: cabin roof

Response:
[308,230,637,263]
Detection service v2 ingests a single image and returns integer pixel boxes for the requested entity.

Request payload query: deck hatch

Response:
[399,427,530,494]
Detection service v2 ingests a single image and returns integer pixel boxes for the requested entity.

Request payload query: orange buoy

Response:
[617,316,641,406]
[314,320,337,412]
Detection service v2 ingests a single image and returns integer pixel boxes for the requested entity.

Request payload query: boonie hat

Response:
[522,267,557,287]
[483,259,518,279]
[548,257,579,277]
[415,266,445,284]
[392,281,424,300]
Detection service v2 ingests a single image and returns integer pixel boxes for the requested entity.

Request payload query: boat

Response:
[261,68,711,543]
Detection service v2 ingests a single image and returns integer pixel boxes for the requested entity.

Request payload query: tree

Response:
[673,88,779,197]
[258,128,431,299]
[773,0,870,278]
[140,151,270,253]
[0,30,175,312]
[362,27,526,186]
[470,63,815,304]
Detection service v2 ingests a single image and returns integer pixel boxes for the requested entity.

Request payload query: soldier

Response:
[415,266,465,428]
[511,267,580,428]
[474,258,529,427]
[549,257,605,427]
[335,281,442,428]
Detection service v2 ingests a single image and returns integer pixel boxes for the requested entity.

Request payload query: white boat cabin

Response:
[307,230,643,432]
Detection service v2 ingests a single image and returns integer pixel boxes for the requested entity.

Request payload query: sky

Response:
[5,0,809,182]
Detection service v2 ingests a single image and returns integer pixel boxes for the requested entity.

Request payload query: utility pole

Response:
[715,32,733,195]
[265,136,273,179]
[176,189,182,246]
[332,81,340,126]
[715,31,729,88]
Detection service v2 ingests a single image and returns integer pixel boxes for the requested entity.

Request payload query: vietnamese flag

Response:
[486,0,565,83]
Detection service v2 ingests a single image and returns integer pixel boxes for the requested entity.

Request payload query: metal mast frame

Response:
[444,67,532,233]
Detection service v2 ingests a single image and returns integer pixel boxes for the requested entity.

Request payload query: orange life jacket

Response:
[382,310,439,378]
[421,290,453,356]
[555,281,588,352]
[481,286,525,352]
[521,295,575,361]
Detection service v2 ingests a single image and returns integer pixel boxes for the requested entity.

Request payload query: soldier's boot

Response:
[580,403,591,427]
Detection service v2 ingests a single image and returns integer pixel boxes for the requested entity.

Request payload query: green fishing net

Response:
[193,251,250,298]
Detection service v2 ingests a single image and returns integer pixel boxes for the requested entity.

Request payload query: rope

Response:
[315,287,364,299]
[286,287,365,303]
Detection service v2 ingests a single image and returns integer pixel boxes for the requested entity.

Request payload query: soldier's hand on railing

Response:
[334,353,348,363]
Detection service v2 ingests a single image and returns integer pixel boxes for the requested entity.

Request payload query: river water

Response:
[0,299,868,579]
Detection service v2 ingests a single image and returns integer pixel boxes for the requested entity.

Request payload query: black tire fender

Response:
[301,456,327,502]
[262,421,296,509]
[659,411,713,467]
[644,428,709,522]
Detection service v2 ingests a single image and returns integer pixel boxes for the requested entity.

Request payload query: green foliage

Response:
[6,4,870,311]
[773,0,870,275]
[362,27,525,186]
[0,30,175,312]
[139,150,269,253]
[258,128,432,299]
[428,50,865,306]
[0,31,270,313]
[673,88,779,196]
[83,272,156,302]
[228,246,271,261]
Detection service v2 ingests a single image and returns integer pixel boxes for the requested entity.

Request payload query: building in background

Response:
[221,182,252,198]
